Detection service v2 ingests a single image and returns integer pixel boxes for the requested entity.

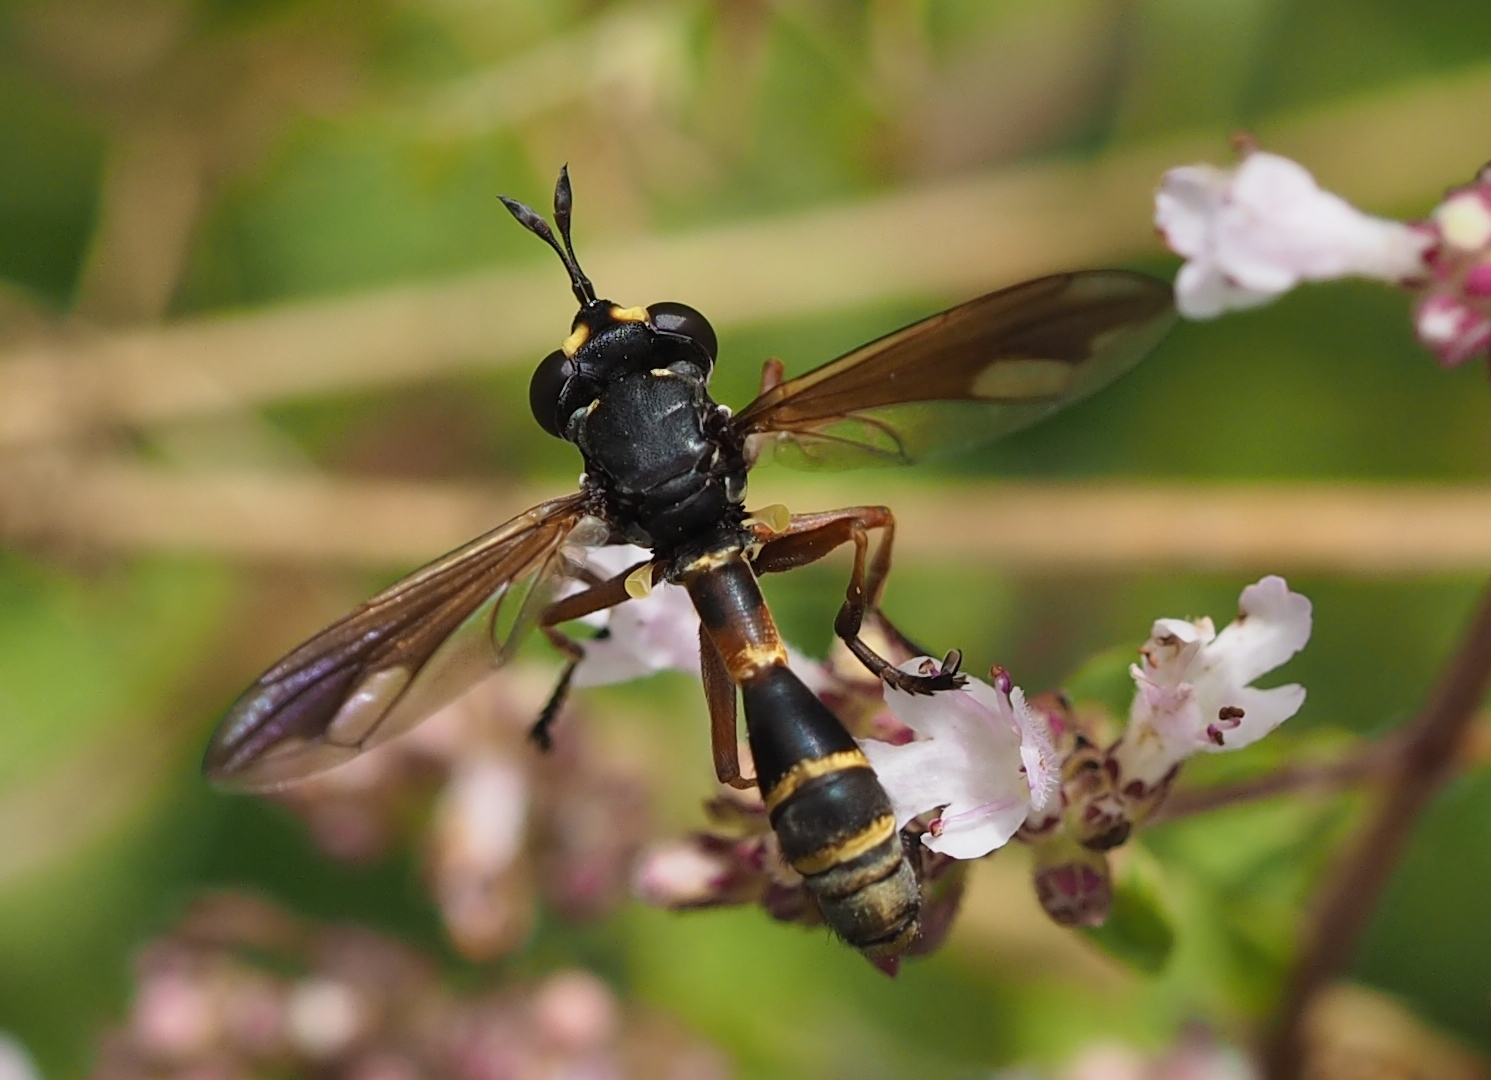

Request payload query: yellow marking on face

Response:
[610,305,649,323]
[624,562,655,599]
[970,358,1073,399]
[762,748,872,814]
[746,503,791,534]
[562,324,590,357]
[326,667,411,746]
[792,814,897,875]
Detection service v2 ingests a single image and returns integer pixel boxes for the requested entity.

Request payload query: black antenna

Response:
[552,165,595,302]
[498,169,597,307]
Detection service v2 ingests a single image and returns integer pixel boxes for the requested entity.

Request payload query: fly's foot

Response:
[880,649,966,695]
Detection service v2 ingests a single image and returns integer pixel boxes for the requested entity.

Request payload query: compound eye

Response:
[648,301,718,362]
[529,348,573,438]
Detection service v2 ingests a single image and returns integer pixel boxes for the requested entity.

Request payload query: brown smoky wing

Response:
[203,495,597,792]
[732,270,1175,469]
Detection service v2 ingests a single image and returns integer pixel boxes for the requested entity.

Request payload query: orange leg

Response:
[699,624,752,788]
[751,507,963,694]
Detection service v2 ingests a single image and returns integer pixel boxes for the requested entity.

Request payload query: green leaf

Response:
[1062,644,1136,723]
[1080,850,1176,974]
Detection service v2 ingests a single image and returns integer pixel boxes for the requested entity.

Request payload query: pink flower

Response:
[1110,576,1312,801]
[1414,294,1491,367]
[859,660,1058,859]
[567,544,701,687]
[1156,151,1429,319]
[1413,180,1491,366]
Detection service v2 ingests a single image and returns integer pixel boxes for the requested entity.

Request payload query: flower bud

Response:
[1031,837,1113,928]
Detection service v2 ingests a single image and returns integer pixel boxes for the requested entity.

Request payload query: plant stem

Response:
[1260,580,1491,1080]
[1148,739,1400,825]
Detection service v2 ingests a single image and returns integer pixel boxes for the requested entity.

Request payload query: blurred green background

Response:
[1,0,1490,1076]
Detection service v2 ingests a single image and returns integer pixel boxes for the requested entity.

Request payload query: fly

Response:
[203,168,1175,961]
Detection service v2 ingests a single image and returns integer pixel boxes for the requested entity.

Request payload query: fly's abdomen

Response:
[683,551,921,958]
[740,665,920,959]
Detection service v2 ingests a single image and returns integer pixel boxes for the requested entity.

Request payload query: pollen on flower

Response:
[1206,704,1246,746]
[1434,192,1491,251]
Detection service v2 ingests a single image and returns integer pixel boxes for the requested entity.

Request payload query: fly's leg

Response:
[531,625,585,751]
[750,507,964,695]
[700,624,753,788]
[529,558,648,749]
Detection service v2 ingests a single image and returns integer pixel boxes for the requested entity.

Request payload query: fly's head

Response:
[500,169,718,442]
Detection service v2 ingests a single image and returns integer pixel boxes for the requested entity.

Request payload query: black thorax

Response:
[561,306,747,552]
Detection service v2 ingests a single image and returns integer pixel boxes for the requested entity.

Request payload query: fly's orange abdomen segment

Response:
[680,549,920,957]
[683,548,788,682]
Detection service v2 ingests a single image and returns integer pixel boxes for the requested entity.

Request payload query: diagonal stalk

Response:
[1260,579,1491,1079]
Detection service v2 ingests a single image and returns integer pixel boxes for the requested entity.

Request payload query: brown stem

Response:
[1260,580,1491,1079]
[1147,737,1401,825]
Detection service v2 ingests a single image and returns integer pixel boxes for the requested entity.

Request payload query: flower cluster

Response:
[1155,147,1491,369]
[92,892,726,1080]
[272,662,649,961]
[635,579,1311,943]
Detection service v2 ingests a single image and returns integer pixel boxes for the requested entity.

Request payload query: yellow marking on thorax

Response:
[762,748,872,814]
[610,305,649,322]
[562,324,590,357]
[792,813,897,876]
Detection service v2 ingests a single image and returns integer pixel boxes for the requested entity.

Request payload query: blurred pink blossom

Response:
[1155,147,1491,368]
[568,544,701,687]
[1156,150,1428,319]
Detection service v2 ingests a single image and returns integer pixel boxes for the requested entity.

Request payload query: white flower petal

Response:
[860,736,964,829]
[860,659,1040,860]
[571,576,700,689]
[1203,683,1306,752]
[1155,165,1230,257]
[923,799,1028,859]
[1120,576,1313,787]
[1173,258,1274,320]
[1208,575,1313,686]
[1010,688,1059,811]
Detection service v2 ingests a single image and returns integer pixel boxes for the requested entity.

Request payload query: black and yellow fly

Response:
[204,168,1174,959]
